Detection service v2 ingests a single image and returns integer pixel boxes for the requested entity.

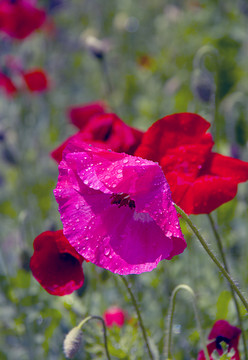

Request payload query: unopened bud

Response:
[192,69,215,103]
[82,35,111,60]
[63,326,82,359]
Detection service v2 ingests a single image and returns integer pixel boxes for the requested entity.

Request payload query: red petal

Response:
[68,101,108,129]
[135,113,211,161]
[178,175,240,214]
[22,69,49,92]
[202,152,248,183]
[30,230,84,296]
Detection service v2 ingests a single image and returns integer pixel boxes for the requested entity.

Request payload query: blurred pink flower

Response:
[103,306,126,328]
[0,72,17,97]
[0,0,46,40]
[54,141,186,275]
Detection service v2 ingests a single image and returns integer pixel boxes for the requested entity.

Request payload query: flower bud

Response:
[82,35,111,60]
[63,326,82,359]
[191,69,215,103]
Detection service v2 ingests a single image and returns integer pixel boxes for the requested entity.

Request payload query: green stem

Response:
[78,315,111,360]
[120,276,154,360]
[174,204,248,313]
[207,214,248,360]
[99,56,113,96]
[165,284,209,360]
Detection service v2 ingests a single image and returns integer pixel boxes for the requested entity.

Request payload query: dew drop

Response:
[84,179,89,185]
[75,204,80,210]
[104,248,110,256]
[123,158,128,163]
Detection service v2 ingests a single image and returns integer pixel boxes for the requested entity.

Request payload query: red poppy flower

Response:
[103,306,126,328]
[197,320,241,360]
[30,230,84,296]
[135,113,248,214]
[22,69,49,92]
[0,0,46,40]
[68,101,108,130]
[51,113,144,163]
[0,72,17,97]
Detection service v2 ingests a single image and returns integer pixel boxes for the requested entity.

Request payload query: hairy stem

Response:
[120,276,154,360]
[174,204,248,313]
[207,213,248,360]
[165,284,209,360]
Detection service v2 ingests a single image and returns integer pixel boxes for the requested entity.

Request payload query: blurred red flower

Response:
[22,68,49,92]
[135,113,248,214]
[197,320,241,360]
[0,72,18,97]
[0,0,46,40]
[103,306,126,328]
[68,101,108,129]
[30,230,84,296]
[51,113,144,163]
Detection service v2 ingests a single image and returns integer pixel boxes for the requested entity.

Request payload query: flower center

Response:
[215,336,230,350]
[110,193,135,209]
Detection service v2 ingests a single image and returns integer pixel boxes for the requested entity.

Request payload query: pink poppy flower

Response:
[30,230,84,296]
[197,320,241,360]
[22,68,49,92]
[0,0,46,40]
[54,141,186,275]
[135,113,248,214]
[68,101,108,129]
[51,113,144,163]
[103,306,126,328]
[0,72,17,97]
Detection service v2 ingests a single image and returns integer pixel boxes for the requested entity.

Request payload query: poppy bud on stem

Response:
[174,204,248,313]
[165,284,209,360]
[63,315,111,360]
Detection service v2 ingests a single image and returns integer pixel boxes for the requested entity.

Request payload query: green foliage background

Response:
[0,0,248,359]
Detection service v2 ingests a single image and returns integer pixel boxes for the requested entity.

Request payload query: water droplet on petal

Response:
[123,158,128,164]
[104,248,110,256]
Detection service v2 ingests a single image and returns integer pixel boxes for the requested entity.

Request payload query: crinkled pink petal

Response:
[54,142,186,275]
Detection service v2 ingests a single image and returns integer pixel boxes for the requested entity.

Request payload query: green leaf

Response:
[216,291,231,319]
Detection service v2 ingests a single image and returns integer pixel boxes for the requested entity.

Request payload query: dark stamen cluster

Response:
[110,192,135,209]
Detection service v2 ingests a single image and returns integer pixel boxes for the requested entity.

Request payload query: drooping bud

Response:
[63,326,82,359]
[191,69,216,103]
[81,35,111,60]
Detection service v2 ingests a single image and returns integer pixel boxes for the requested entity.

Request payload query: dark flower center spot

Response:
[110,193,135,209]
[215,336,230,350]
[60,253,78,264]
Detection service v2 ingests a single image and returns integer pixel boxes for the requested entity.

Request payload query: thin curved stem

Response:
[165,284,209,360]
[120,276,154,360]
[207,214,248,360]
[174,204,248,313]
[78,315,111,360]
